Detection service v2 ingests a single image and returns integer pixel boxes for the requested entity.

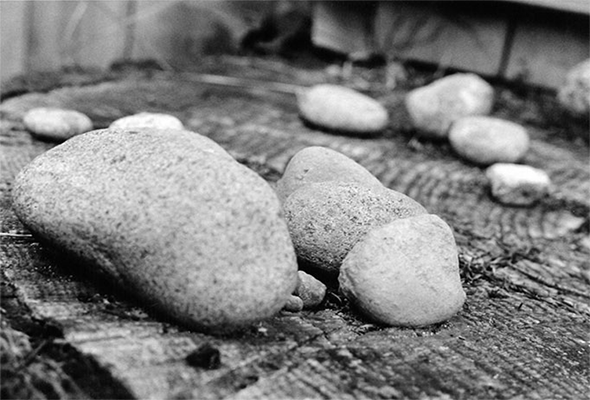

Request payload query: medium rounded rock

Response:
[339,214,466,327]
[449,116,529,166]
[298,84,389,134]
[12,128,298,332]
[295,271,326,308]
[283,182,427,273]
[486,163,550,206]
[109,112,185,130]
[23,107,93,141]
[558,59,590,117]
[405,73,494,139]
[276,146,383,202]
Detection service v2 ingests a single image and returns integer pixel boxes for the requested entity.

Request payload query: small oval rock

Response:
[283,182,427,273]
[449,116,529,165]
[23,107,93,141]
[486,163,550,206]
[110,112,185,130]
[298,84,389,134]
[276,146,383,202]
[339,214,466,327]
[405,73,494,139]
[12,128,298,332]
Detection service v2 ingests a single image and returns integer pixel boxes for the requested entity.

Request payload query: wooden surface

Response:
[1,59,589,399]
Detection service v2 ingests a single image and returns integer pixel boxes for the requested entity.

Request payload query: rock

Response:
[449,116,529,166]
[486,163,551,206]
[339,214,466,327]
[297,84,389,134]
[558,59,590,117]
[405,73,494,139]
[295,271,326,308]
[23,107,93,141]
[12,128,298,333]
[109,112,185,130]
[276,146,383,202]
[282,295,304,312]
[283,182,427,273]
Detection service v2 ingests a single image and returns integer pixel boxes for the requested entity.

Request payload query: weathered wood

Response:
[1,60,589,399]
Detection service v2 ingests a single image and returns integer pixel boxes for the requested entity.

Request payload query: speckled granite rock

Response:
[276,146,383,202]
[109,112,184,130]
[339,214,465,327]
[449,116,529,166]
[486,163,550,206]
[405,73,494,139]
[23,107,93,141]
[558,59,590,117]
[12,128,298,333]
[283,181,427,273]
[298,84,389,134]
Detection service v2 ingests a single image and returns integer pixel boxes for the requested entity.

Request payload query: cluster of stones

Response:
[404,73,551,206]
[277,146,466,327]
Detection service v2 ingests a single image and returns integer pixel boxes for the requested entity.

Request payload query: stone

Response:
[12,128,298,333]
[282,295,304,312]
[282,181,427,273]
[295,271,326,308]
[275,146,383,202]
[405,73,494,139]
[486,163,550,206]
[23,107,93,141]
[558,59,590,117]
[109,112,185,130]
[297,84,389,134]
[339,214,466,327]
[449,116,529,166]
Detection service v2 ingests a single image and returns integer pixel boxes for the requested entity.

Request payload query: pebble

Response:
[282,181,427,273]
[109,112,185,130]
[297,84,389,134]
[449,116,529,166]
[339,214,466,327]
[295,271,327,308]
[486,163,551,206]
[558,59,590,117]
[12,128,298,333]
[275,146,383,202]
[282,295,304,312]
[405,73,494,139]
[23,107,93,141]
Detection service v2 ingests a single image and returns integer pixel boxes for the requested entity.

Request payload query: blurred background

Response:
[1,0,588,88]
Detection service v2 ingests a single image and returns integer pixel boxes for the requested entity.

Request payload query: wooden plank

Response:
[71,1,130,70]
[505,9,589,88]
[24,1,79,73]
[0,1,27,82]
[311,1,377,55]
[501,0,590,14]
[374,1,508,76]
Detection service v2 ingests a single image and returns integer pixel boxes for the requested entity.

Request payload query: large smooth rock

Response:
[339,214,466,327]
[283,181,427,273]
[12,128,298,332]
[486,163,551,206]
[109,112,185,130]
[23,107,93,141]
[449,116,529,166]
[276,146,383,202]
[405,73,494,139]
[558,59,590,117]
[298,84,389,134]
